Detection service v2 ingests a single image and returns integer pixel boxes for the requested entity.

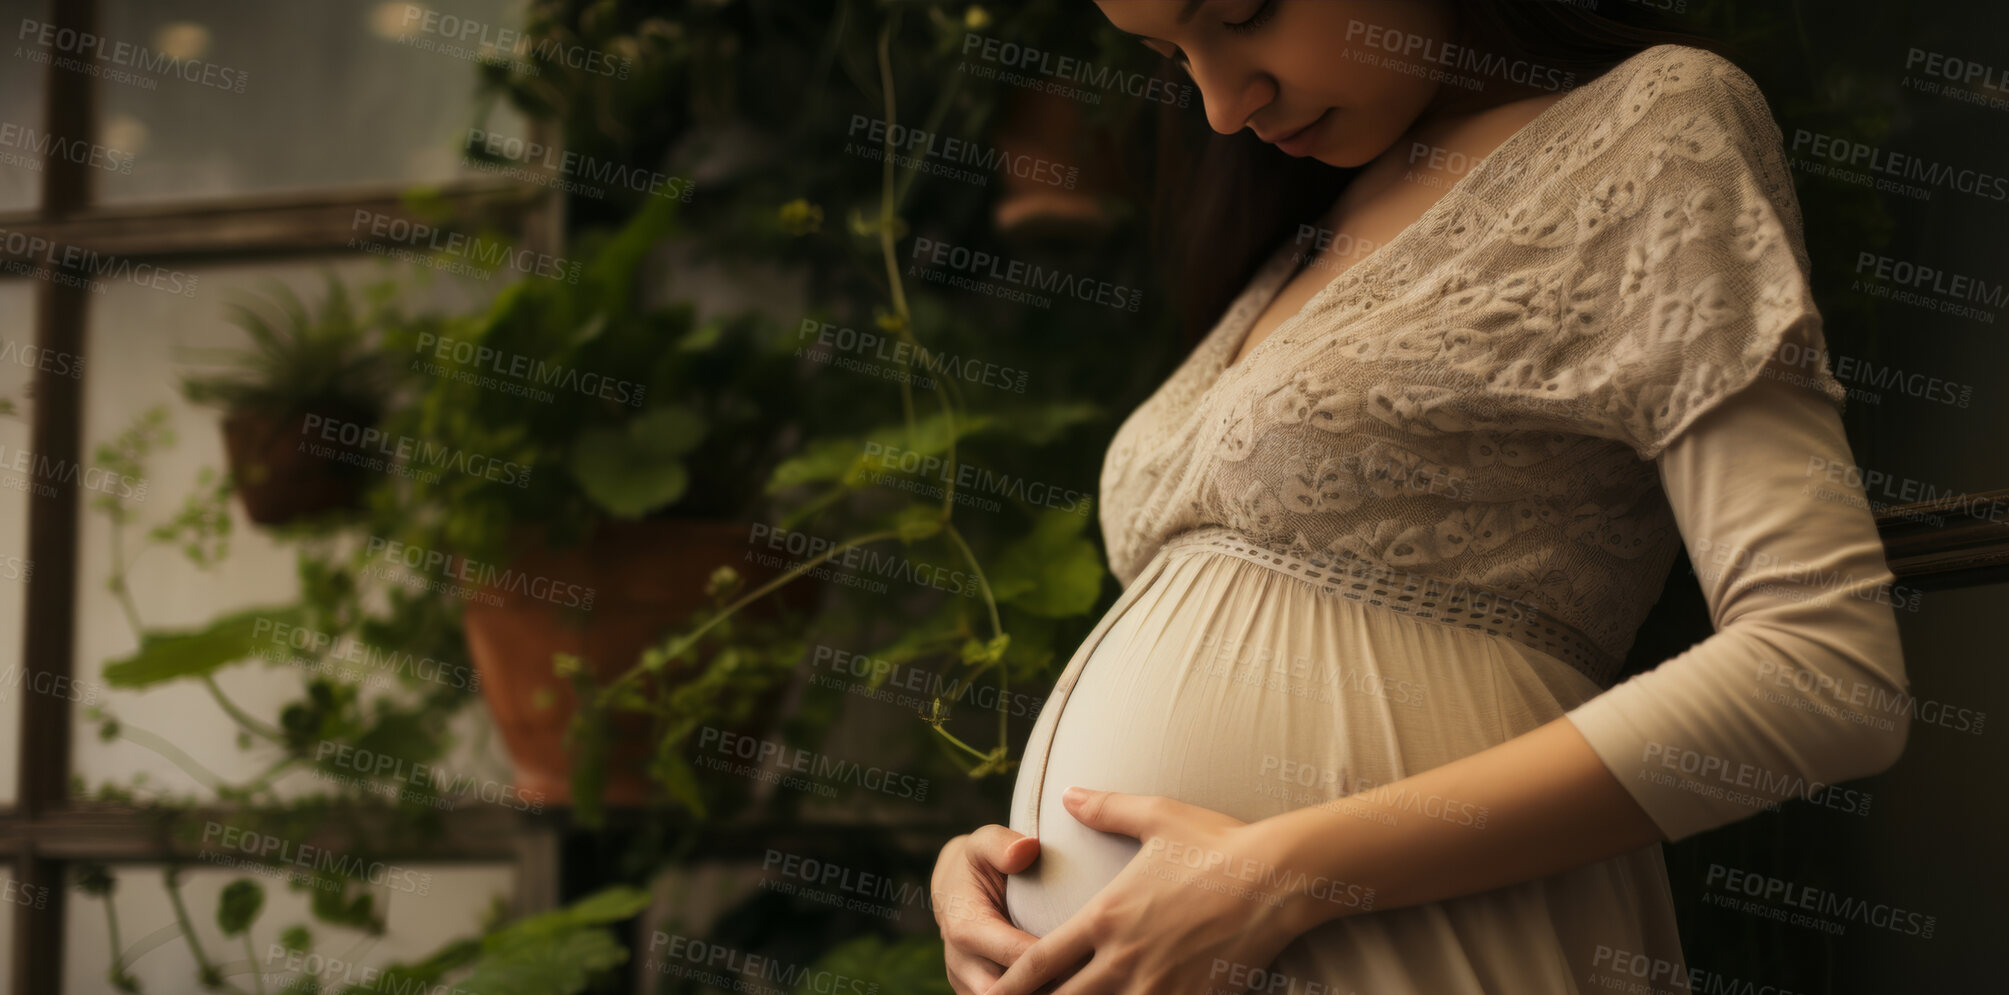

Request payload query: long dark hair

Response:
[1148,1,1725,347]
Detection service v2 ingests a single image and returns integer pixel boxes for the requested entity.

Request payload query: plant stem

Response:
[101,887,130,990]
[117,723,232,793]
[867,12,1014,776]
[599,528,905,702]
[201,674,285,743]
[941,522,1010,753]
[244,933,267,995]
[163,867,251,995]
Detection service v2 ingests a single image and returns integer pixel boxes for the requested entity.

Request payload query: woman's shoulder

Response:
[1599,43,1782,141]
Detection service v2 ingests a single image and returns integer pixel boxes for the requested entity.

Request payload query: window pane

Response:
[71,257,499,799]
[61,862,513,995]
[0,26,45,214]
[0,280,39,808]
[91,0,529,205]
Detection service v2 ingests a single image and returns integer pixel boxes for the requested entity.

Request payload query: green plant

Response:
[175,272,395,417]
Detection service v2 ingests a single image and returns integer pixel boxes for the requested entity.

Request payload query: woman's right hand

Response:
[932,825,1042,995]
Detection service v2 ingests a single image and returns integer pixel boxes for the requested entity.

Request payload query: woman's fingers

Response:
[945,945,1006,995]
[967,823,1041,874]
[933,826,1045,969]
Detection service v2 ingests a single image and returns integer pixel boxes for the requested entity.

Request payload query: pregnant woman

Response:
[932,2,1911,993]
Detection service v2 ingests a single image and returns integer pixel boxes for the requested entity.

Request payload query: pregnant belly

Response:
[1002,546,1599,939]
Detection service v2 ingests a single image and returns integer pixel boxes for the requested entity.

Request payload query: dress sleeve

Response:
[1490,48,1851,461]
[1562,356,1912,842]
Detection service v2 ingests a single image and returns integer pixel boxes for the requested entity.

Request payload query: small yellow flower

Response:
[873,310,909,336]
[705,564,740,599]
[779,198,824,236]
[964,6,991,31]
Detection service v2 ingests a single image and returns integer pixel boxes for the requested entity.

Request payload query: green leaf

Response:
[650,745,707,818]
[217,879,264,936]
[765,411,999,494]
[102,605,305,688]
[986,509,1105,617]
[895,504,943,543]
[794,934,953,995]
[566,407,706,518]
[455,930,628,995]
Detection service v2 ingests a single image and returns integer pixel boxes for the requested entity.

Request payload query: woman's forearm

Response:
[1263,714,1665,934]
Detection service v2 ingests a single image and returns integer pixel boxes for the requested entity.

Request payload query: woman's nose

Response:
[1189,54,1276,136]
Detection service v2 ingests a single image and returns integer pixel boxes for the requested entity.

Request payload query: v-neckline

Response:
[1206,72,1607,390]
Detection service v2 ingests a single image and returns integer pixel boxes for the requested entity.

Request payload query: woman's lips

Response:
[1267,108,1332,156]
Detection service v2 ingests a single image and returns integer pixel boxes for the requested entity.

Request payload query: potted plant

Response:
[176,273,395,526]
[374,194,816,809]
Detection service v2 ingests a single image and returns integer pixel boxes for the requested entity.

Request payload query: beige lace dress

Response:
[1003,44,1911,993]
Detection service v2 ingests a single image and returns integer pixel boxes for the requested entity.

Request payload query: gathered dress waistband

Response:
[1156,526,1623,688]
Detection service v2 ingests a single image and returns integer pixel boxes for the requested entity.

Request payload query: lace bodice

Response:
[1097,45,1847,684]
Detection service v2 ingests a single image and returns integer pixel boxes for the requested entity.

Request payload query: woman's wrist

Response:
[1250,808,1374,935]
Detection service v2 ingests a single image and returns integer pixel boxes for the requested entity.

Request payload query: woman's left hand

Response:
[983,786,1338,995]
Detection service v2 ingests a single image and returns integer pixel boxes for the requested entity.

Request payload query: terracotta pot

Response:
[221,404,374,525]
[460,517,810,808]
